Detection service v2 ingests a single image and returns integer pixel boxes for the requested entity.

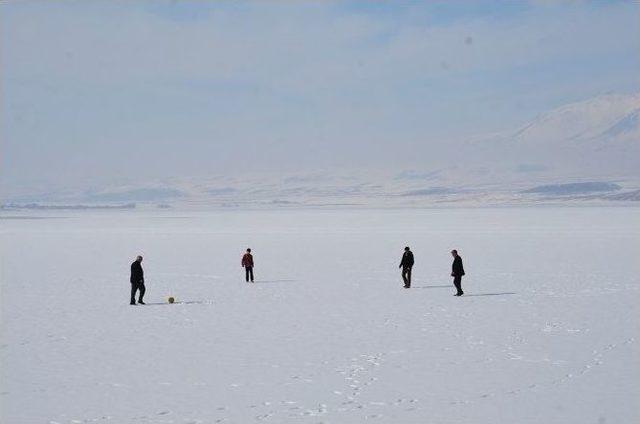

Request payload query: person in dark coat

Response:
[399,246,414,288]
[241,248,254,282]
[130,255,146,305]
[450,249,465,296]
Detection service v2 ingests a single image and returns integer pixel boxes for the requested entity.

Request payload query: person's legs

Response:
[130,284,137,304]
[248,267,254,282]
[407,267,412,288]
[453,276,463,295]
[138,283,146,303]
[245,267,250,282]
[402,267,409,287]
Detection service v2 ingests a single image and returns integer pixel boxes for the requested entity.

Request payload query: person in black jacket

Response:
[399,246,414,288]
[450,249,465,296]
[130,255,146,305]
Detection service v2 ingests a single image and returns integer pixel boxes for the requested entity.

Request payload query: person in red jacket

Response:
[241,248,254,282]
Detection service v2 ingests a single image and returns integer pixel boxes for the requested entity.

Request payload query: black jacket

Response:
[452,256,465,277]
[130,261,144,284]
[400,251,414,268]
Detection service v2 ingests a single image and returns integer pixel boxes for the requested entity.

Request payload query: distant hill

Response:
[522,182,621,195]
[507,92,640,146]
[472,92,640,180]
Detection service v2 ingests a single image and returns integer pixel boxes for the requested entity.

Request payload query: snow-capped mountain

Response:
[598,108,640,144]
[507,92,640,146]
[470,92,640,180]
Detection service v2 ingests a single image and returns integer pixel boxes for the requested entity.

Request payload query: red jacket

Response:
[241,253,254,267]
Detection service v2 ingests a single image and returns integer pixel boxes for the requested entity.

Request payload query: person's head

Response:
[246,248,251,253]
[451,249,458,258]
[136,255,143,262]
[404,246,410,251]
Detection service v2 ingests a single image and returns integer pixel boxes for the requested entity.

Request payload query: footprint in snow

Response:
[255,413,273,420]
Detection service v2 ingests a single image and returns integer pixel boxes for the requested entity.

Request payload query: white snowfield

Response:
[1,207,638,424]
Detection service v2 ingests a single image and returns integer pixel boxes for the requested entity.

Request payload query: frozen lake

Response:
[1,207,639,423]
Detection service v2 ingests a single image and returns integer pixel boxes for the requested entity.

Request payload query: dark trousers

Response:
[130,281,146,303]
[402,266,412,287]
[245,266,254,282]
[453,275,463,295]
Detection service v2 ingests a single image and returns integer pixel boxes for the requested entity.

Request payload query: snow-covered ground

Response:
[1,207,639,423]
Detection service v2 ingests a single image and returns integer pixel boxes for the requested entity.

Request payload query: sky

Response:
[1,0,639,192]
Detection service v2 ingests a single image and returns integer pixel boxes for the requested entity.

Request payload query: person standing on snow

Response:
[399,246,414,288]
[451,249,465,296]
[130,255,146,305]
[242,248,254,282]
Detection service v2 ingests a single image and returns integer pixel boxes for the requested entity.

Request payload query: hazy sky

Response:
[2,1,639,190]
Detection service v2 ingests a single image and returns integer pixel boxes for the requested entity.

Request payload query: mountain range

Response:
[3,92,639,208]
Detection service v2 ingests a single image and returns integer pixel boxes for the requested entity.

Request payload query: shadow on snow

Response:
[463,292,516,297]
[253,279,298,284]
[411,285,452,289]
[141,300,213,306]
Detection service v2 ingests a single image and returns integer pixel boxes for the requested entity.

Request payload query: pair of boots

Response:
[453,276,463,296]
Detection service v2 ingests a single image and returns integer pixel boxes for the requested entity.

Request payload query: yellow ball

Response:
[167,296,175,304]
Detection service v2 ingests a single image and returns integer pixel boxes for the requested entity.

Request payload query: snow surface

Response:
[1,207,639,423]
